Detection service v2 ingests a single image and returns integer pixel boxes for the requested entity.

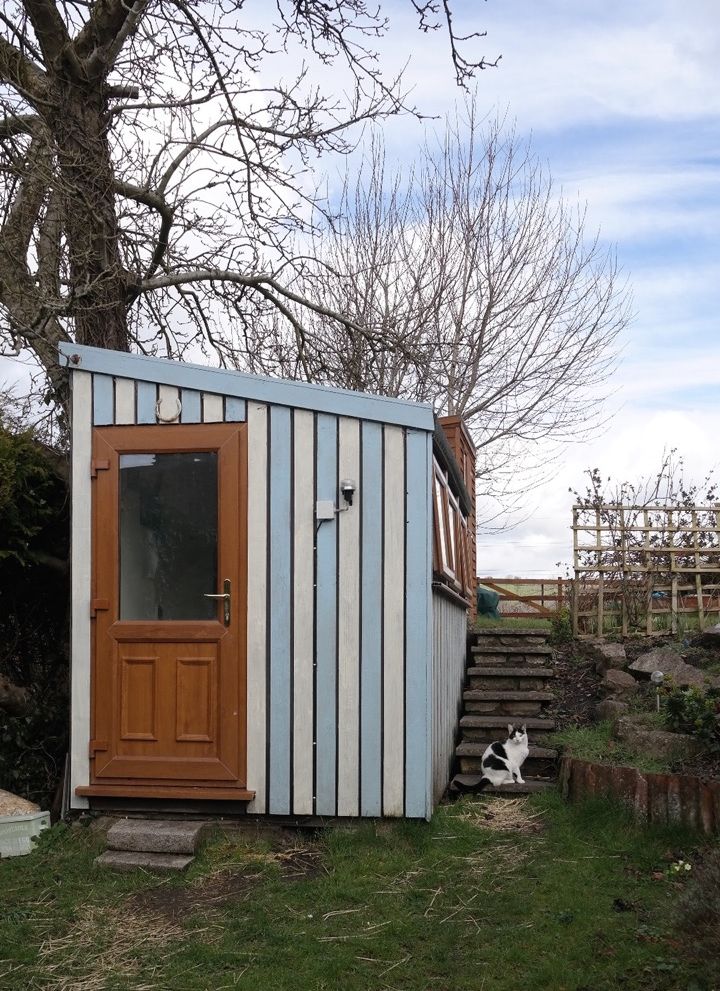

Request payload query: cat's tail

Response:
[450,776,491,796]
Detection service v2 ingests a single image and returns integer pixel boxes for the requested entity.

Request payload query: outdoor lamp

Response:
[650,670,664,711]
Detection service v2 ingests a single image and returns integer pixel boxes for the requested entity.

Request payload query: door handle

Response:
[204,578,231,626]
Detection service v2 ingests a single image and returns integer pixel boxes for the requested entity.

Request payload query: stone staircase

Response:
[452,628,559,795]
[96,819,207,872]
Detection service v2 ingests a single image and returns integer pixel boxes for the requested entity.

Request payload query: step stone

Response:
[467,666,554,679]
[450,774,556,796]
[95,850,194,873]
[460,715,555,730]
[463,699,546,716]
[456,743,558,777]
[463,691,554,702]
[471,645,553,657]
[107,818,206,855]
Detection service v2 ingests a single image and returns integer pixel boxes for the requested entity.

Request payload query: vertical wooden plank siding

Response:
[114,378,135,424]
[337,418,361,817]
[70,371,92,807]
[225,397,247,422]
[180,389,201,423]
[202,393,224,423]
[292,410,315,814]
[157,384,180,423]
[76,364,436,818]
[315,414,338,816]
[431,591,467,803]
[268,406,292,814]
[360,421,383,816]
[136,381,157,424]
[92,374,114,425]
[246,403,268,812]
[405,430,432,818]
[383,426,406,816]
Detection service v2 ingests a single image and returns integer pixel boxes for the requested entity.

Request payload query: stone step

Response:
[456,743,558,777]
[459,714,556,743]
[467,667,554,692]
[95,850,195,873]
[470,648,553,667]
[462,689,554,717]
[471,644,553,657]
[450,774,557,796]
[106,819,206,855]
[471,629,550,646]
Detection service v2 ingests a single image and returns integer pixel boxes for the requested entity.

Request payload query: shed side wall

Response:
[70,371,432,817]
[431,589,468,804]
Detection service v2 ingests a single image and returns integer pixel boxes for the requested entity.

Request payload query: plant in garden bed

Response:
[661,684,720,751]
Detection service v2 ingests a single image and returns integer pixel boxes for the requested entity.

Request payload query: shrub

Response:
[0,417,69,808]
[662,683,720,750]
[550,607,573,644]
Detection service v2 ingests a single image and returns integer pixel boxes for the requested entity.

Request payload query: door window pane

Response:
[119,452,218,620]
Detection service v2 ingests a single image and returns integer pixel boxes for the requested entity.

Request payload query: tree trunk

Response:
[49,79,130,352]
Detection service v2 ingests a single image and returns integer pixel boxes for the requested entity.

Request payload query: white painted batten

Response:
[202,393,224,423]
[337,417,361,817]
[70,371,92,808]
[114,377,135,424]
[246,403,268,812]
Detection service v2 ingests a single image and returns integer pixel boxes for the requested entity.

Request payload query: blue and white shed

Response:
[59,343,473,819]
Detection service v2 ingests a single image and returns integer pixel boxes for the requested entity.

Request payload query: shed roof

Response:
[58,343,435,430]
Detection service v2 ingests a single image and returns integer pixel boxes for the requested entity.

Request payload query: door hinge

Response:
[88,739,108,757]
[90,459,110,478]
[90,599,110,618]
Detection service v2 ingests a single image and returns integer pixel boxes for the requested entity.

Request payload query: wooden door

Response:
[77,423,252,801]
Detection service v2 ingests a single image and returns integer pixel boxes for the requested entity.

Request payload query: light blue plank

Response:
[315,414,338,816]
[180,389,201,423]
[224,397,246,422]
[360,422,383,817]
[269,406,292,814]
[404,430,433,818]
[59,343,434,430]
[136,381,157,424]
[92,375,114,425]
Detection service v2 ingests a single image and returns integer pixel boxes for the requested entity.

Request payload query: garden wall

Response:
[560,757,720,835]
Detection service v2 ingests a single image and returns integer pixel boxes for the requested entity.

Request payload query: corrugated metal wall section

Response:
[81,373,433,819]
[431,589,468,804]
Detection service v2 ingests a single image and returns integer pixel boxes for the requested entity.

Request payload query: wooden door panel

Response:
[85,423,249,798]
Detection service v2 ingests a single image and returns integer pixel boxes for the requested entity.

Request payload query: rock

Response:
[593,699,629,724]
[95,850,194,873]
[602,669,638,696]
[614,716,704,761]
[691,624,720,649]
[593,641,628,674]
[106,819,206,855]
[629,647,719,689]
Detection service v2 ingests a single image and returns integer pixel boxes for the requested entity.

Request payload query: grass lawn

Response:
[0,792,716,991]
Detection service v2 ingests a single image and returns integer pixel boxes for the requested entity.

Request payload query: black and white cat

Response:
[453,724,529,794]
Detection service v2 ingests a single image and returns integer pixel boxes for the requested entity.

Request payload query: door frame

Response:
[76,422,253,801]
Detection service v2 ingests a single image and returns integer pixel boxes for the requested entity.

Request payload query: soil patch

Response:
[127,840,326,922]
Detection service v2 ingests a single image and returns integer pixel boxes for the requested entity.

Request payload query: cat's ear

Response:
[521,724,527,734]
[507,723,513,736]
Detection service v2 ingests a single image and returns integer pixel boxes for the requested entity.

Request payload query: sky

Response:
[1,1,718,580]
[369,0,720,579]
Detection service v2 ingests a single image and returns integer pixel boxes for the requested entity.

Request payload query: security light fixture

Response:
[340,479,356,507]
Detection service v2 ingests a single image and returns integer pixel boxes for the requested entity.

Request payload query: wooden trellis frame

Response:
[571,503,720,637]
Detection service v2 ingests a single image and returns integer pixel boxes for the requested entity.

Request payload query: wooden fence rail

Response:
[478,577,570,619]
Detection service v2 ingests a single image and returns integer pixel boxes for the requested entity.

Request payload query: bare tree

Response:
[244,107,630,518]
[0,1,496,406]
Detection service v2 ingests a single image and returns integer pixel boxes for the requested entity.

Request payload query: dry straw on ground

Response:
[452,796,547,834]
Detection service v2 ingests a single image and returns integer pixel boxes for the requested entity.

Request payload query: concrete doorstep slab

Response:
[107,819,207,855]
[95,850,195,873]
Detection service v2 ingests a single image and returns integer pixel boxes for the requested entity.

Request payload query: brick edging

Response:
[559,756,720,834]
